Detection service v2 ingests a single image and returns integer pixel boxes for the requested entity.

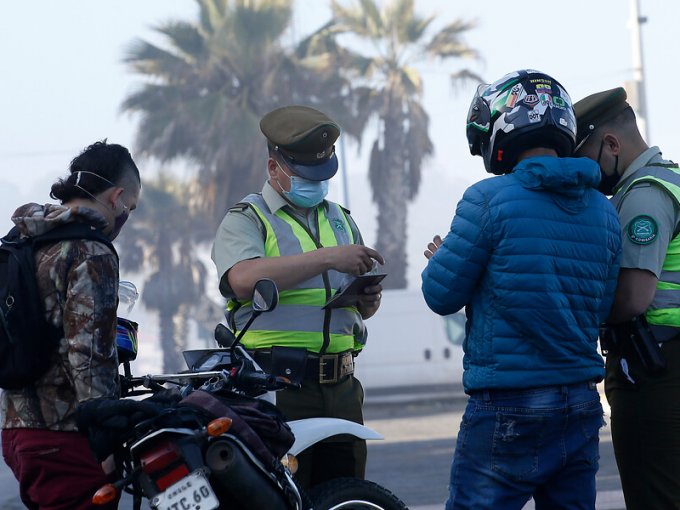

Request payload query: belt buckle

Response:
[339,353,354,378]
[319,354,338,384]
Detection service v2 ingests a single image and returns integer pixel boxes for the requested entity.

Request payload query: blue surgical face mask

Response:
[276,162,329,208]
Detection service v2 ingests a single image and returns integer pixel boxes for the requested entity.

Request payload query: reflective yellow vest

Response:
[228,194,365,354]
[613,163,680,327]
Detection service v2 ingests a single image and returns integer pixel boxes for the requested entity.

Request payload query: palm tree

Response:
[310,0,481,288]
[117,177,217,373]
[122,0,354,232]
[120,0,362,371]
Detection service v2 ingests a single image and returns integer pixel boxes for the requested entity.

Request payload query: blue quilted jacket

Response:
[421,156,622,392]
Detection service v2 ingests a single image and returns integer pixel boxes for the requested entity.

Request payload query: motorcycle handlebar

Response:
[236,370,275,388]
[121,361,300,396]
[233,367,300,391]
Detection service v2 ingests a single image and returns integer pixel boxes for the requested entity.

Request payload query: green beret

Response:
[260,105,340,180]
[574,87,630,149]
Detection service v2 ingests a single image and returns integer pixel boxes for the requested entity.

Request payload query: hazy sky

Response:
[0,0,673,288]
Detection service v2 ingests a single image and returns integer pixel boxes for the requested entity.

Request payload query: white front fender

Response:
[287,418,383,456]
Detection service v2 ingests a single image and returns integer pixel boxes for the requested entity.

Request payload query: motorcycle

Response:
[78,279,407,510]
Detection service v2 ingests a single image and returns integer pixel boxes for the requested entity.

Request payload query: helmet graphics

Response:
[116,317,138,363]
[466,69,576,175]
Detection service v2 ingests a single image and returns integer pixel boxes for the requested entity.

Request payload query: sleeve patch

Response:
[626,215,659,245]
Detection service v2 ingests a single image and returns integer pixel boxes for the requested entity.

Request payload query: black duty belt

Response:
[252,350,354,384]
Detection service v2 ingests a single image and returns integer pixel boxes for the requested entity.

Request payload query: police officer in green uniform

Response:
[211,105,384,490]
[575,88,680,510]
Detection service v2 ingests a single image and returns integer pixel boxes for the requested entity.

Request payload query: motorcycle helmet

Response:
[116,317,138,363]
[466,69,576,175]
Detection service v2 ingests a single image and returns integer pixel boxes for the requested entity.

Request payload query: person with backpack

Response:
[0,141,141,510]
[421,70,622,509]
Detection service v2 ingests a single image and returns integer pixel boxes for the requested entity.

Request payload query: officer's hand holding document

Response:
[324,262,386,309]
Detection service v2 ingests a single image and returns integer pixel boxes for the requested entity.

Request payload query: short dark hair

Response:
[597,106,637,135]
[50,140,140,202]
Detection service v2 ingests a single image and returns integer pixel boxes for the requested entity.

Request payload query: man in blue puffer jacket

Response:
[421,70,622,510]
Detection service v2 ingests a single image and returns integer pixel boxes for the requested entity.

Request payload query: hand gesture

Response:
[424,235,443,260]
[326,245,385,276]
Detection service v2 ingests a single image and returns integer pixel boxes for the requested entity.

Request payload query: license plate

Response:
[153,471,219,510]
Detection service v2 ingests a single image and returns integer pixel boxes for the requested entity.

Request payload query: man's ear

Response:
[267,158,278,179]
[603,133,621,156]
[108,186,125,209]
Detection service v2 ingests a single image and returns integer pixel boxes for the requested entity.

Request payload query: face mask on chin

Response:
[597,168,621,195]
[73,171,133,238]
[276,162,329,208]
[108,200,130,240]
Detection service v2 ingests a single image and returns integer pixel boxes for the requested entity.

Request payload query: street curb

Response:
[364,383,467,407]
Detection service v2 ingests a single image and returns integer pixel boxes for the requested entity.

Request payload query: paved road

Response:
[0,385,625,509]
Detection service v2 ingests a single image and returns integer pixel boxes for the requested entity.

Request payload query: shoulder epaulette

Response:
[228,202,250,213]
[339,205,351,215]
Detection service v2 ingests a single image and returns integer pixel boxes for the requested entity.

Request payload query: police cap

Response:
[574,87,630,150]
[260,105,341,181]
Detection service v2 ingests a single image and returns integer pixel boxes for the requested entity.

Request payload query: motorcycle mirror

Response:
[214,323,237,348]
[230,279,280,357]
[252,278,279,313]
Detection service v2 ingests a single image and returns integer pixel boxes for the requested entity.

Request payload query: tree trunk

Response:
[375,110,409,289]
[175,308,189,356]
[159,306,181,374]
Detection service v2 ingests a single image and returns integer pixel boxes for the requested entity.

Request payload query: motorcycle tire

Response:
[309,477,408,510]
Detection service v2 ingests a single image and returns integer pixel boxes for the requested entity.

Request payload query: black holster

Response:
[601,315,667,375]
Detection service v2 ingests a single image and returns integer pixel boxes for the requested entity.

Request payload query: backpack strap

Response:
[1,226,22,244]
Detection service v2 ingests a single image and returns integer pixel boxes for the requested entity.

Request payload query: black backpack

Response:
[0,222,116,389]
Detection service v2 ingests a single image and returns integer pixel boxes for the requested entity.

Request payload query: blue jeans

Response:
[446,381,604,510]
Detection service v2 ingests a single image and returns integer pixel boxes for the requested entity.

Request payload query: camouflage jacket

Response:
[0,203,120,431]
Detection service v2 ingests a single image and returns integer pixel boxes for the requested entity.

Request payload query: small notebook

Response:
[323,273,387,309]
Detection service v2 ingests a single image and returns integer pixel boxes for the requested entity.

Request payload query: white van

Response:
[355,289,466,391]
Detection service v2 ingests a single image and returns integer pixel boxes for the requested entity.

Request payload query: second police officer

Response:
[574,87,680,510]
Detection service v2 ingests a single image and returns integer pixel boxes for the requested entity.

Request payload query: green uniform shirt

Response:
[211,181,363,298]
[614,147,680,278]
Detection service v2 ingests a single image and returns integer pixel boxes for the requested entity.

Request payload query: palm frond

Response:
[400,66,422,96]
[331,0,382,39]
[123,39,195,79]
[386,0,431,45]
[450,69,486,91]
[156,22,206,60]
[404,13,435,45]
[425,19,480,60]
[197,0,224,34]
